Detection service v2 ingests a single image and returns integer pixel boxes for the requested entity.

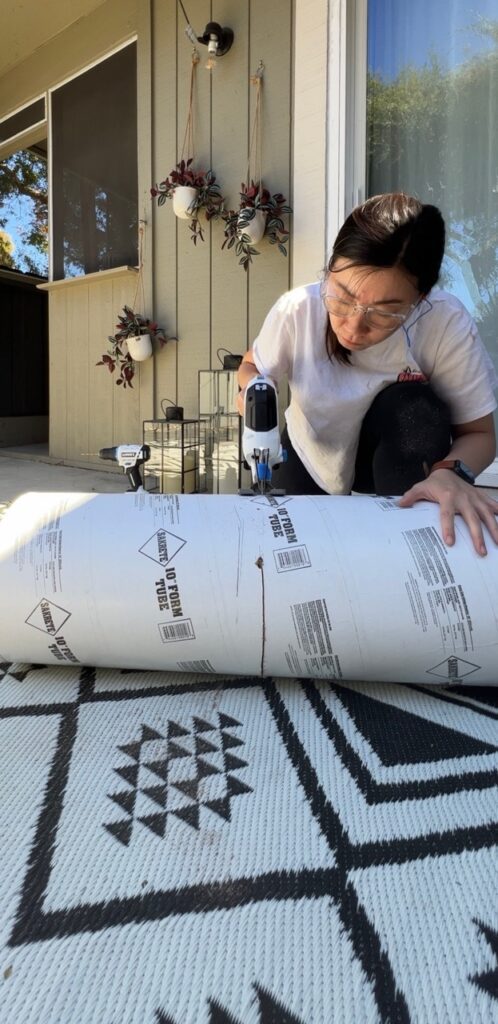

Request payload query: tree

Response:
[0,148,48,275]
[367,18,498,349]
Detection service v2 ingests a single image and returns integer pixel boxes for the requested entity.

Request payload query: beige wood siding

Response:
[152,0,293,421]
[39,268,142,464]
[2,0,293,469]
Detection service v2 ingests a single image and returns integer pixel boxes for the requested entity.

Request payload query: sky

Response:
[368,0,497,80]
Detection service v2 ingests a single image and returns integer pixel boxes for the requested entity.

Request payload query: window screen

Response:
[0,98,46,143]
[51,43,138,279]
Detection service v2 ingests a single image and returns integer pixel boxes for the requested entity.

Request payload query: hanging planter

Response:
[150,51,224,244]
[97,224,176,388]
[237,207,266,245]
[97,307,171,389]
[126,332,153,362]
[220,64,292,270]
[172,184,199,220]
[151,159,224,243]
[222,181,291,271]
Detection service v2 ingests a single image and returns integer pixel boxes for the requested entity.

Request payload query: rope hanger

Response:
[247,61,265,194]
[181,48,200,162]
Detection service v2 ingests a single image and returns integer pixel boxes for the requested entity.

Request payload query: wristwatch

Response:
[430,459,476,485]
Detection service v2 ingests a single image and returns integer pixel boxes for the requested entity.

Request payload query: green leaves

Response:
[220,181,292,270]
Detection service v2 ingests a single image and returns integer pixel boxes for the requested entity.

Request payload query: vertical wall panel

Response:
[151,0,180,416]
[247,0,293,347]
[136,0,154,431]
[111,274,141,446]
[210,0,250,367]
[88,279,114,455]
[174,0,212,416]
[48,289,67,459]
[65,285,89,461]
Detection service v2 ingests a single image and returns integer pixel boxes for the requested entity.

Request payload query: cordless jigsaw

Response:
[240,375,286,494]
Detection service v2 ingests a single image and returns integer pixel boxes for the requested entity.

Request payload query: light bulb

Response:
[205,55,217,70]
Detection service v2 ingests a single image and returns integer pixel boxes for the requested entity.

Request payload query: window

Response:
[51,42,138,279]
[366,1,498,415]
[0,143,48,276]
[0,97,46,143]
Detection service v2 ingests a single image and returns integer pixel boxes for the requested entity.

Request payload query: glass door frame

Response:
[325,0,498,483]
[325,0,367,256]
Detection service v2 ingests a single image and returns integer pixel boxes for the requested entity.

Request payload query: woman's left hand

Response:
[398,469,498,556]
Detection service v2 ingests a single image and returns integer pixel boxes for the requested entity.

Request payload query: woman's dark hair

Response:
[324,193,446,363]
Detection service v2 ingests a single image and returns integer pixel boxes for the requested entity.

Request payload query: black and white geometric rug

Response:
[1,662,497,1023]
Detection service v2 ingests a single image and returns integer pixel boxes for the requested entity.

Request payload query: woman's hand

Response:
[398,469,498,556]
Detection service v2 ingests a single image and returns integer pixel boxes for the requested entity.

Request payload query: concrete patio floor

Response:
[0,444,127,506]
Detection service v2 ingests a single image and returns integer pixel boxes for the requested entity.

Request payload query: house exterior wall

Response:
[152,0,293,426]
[0,0,294,468]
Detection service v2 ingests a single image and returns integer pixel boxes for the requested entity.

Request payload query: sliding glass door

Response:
[366,1,498,408]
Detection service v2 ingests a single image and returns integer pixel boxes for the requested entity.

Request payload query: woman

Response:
[238,193,498,556]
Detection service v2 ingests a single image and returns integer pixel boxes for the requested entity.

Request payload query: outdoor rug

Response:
[1,662,497,1024]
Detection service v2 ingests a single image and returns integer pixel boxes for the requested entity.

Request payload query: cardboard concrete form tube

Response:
[0,491,497,685]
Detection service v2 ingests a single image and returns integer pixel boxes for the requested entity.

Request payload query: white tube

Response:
[0,491,497,684]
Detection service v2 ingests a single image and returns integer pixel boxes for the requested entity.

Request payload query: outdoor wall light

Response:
[178,0,234,69]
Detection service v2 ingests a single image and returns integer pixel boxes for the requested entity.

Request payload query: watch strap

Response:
[430,460,458,473]
[430,459,475,484]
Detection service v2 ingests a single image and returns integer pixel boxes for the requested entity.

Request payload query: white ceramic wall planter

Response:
[172,186,198,219]
[126,333,153,362]
[237,208,266,245]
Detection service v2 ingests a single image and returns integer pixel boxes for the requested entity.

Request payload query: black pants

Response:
[274,382,452,496]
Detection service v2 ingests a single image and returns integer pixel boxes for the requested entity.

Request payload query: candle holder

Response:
[143,411,202,493]
[198,369,244,493]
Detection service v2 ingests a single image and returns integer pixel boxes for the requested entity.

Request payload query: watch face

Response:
[454,460,475,484]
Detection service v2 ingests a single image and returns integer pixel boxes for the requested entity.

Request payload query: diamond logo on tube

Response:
[25,599,71,636]
[139,529,186,568]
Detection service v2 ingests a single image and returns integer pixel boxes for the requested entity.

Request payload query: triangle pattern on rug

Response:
[103,819,134,847]
[193,716,215,733]
[195,735,218,755]
[221,731,244,751]
[138,812,168,838]
[167,741,191,760]
[218,713,243,729]
[470,920,498,998]
[168,720,190,738]
[205,796,232,822]
[109,790,137,816]
[173,779,199,802]
[336,686,498,765]
[141,725,164,743]
[172,804,200,830]
[224,752,248,772]
[114,763,140,787]
[196,757,220,779]
[118,741,142,762]
[141,785,168,809]
[143,759,169,781]
[0,662,32,683]
[255,985,305,1023]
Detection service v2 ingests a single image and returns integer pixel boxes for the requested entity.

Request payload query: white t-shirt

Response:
[252,283,498,494]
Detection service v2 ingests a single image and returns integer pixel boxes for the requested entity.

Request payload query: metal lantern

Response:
[143,410,201,493]
[198,369,243,493]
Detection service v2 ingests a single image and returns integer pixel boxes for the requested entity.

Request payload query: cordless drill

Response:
[99,444,151,491]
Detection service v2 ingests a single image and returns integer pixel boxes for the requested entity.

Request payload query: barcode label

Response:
[274,545,311,572]
[373,498,398,510]
[158,618,195,643]
[177,659,216,673]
